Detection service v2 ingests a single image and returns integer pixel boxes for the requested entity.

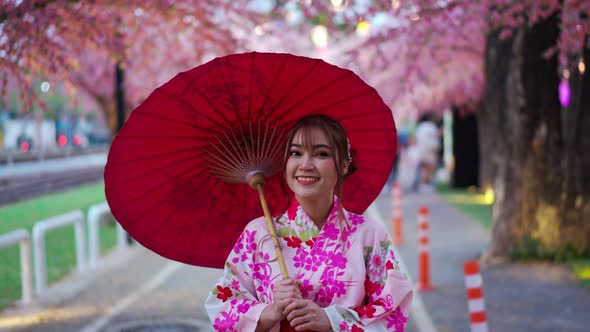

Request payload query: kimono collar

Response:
[284,195,344,230]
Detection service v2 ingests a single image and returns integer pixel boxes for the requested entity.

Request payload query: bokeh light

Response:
[58,134,68,147]
[356,21,370,37]
[311,25,328,48]
[73,134,81,146]
[40,81,50,93]
[19,141,29,153]
[559,79,570,107]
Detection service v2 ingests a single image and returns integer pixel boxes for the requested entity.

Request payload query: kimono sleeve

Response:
[324,221,413,332]
[204,220,275,332]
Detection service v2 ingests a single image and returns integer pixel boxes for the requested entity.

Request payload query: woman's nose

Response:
[298,154,314,169]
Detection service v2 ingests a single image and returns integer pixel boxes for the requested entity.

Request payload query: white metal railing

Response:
[0,229,34,304]
[87,202,128,269]
[32,210,87,295]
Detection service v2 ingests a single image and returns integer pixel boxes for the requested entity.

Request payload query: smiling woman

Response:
[205,115,413,332]
[283,116,354,228]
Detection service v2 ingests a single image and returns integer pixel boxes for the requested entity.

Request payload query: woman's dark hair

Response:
[279,114,358,218]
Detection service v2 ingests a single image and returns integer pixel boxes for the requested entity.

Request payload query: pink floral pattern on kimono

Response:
[205,196,413,331]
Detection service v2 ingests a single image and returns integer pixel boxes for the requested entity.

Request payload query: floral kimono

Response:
[205,197,413,331]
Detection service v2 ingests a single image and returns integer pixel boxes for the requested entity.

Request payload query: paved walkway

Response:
[1,187,589,331]
[372,190,590,332]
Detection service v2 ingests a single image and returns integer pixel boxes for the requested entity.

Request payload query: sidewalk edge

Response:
[367,203,438,332]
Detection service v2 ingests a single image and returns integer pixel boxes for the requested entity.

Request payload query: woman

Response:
[205,115,413,331]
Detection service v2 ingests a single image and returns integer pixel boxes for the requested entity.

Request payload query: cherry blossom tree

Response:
[3,0,589,259]
[481,3,589,261]
[268,0,590,260]
[0,0,260,131]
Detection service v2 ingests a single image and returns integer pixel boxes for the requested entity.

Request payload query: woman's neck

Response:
[297,194,334,229]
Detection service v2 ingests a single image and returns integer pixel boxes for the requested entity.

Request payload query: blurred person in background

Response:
[413,114,441,193]
[385,128,410,192]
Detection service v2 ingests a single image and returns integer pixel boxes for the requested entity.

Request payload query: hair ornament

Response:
[347,137,352,162]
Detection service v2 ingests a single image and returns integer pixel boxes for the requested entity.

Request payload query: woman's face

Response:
[286,128,345,203]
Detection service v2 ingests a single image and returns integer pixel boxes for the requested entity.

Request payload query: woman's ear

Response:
[342,160,350,175]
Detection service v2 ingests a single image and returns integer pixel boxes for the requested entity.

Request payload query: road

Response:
[0,153,107,206]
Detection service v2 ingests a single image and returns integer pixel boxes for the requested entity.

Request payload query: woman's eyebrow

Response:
[289,143,331,149]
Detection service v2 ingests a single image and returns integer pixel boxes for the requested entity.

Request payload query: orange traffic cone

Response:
[417,206,433,291]
[464,261,489,332]
[392,182,403,245]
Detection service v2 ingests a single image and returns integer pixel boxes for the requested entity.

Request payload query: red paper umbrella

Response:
[104,52,397,269]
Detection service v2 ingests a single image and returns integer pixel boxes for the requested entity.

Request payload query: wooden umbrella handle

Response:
[255,184,289,279]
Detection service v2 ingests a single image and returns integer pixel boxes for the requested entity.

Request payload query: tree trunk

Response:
[452,105,480,188]
[476,99,494,189]
[481,12,590,262]
[114,62,126,134]
[71,73,113,138]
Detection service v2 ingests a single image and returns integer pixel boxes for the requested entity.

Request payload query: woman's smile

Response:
[295,176,320,185]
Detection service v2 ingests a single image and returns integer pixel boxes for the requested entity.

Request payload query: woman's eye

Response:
[289,150,301,156]
[316,151,330,157]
